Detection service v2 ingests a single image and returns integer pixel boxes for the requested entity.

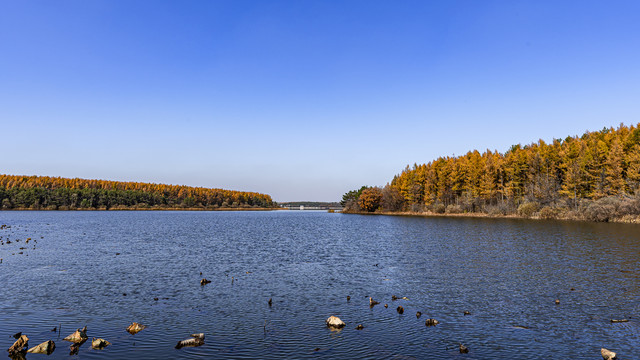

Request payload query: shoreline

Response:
[341,210,640,224]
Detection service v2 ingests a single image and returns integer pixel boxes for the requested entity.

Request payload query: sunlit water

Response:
[0,211,638,359]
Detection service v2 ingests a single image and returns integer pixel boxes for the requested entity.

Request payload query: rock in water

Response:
[8,335,29,355]
[325,316,346,328]
[63,327,87,343]
[396,306,404,314]
[27,340,56,355]
[369,297,380,307]
[355,324,364,330]
[175,337,204,349]
[200,278,211,286]
[601,348,617,360]
[425,319,439,326]
[91,338,111,349]
[459,344,469,353]
[190,333,205,340]
[69,343,80,355]
[126,322,146,335]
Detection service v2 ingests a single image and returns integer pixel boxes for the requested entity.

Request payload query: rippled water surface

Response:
[0,211,638,359]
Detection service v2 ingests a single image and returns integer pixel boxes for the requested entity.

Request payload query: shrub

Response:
[619,195,640,216]
[432,203,445,214]
[517,202,540,218]
[539,206,558,219]
[446,204,463,214]
[583,197,620,222]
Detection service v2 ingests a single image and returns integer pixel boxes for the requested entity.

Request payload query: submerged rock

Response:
[69,343,80,355]
[126,322,146,335]
[63,327,87,343]
[8,335,29,355]
[91,338,111,349]
[464,311,471,316]
[7,351,26,360]
[27,340,55,355]
[601,348,617,360]
[355,324,364,330]
[326,316,346,328]
[416,311,422,318]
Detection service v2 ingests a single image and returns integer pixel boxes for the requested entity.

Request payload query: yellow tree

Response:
[605,138,625,194]
[358,187,383,212]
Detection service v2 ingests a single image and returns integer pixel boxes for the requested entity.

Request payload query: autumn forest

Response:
[343,123,640,222]
[0,175,275,210]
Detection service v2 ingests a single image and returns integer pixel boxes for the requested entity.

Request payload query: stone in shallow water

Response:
[92,338,111,349]
[601,348,617,360]
[8,335,29,355]
[425,319,439,326]
[175,334,205,349]
[126,322,147,335]
[326,316,345,328]
[27,340,56,355]
[63,327,87,343]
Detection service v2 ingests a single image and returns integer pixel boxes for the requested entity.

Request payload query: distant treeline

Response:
[0,175,275,210]
[343,123,640,222]
[280,201,341,207]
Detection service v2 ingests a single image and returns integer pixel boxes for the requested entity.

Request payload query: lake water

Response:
[0,211,638,359]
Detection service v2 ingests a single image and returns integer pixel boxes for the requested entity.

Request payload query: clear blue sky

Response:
[1,1,639,202]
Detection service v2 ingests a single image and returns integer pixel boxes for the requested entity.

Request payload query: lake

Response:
[0,211,638,359]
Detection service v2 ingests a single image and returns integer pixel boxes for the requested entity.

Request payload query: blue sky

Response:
[1,1,639,202]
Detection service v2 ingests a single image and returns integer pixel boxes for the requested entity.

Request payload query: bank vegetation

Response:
[342,124,640,223]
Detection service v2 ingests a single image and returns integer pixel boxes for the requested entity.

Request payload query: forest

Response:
[0,175,275,210]
[342,123,640,222]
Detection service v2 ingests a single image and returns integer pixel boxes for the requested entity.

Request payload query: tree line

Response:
[0,175,275,210]
[342,123,640,222]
